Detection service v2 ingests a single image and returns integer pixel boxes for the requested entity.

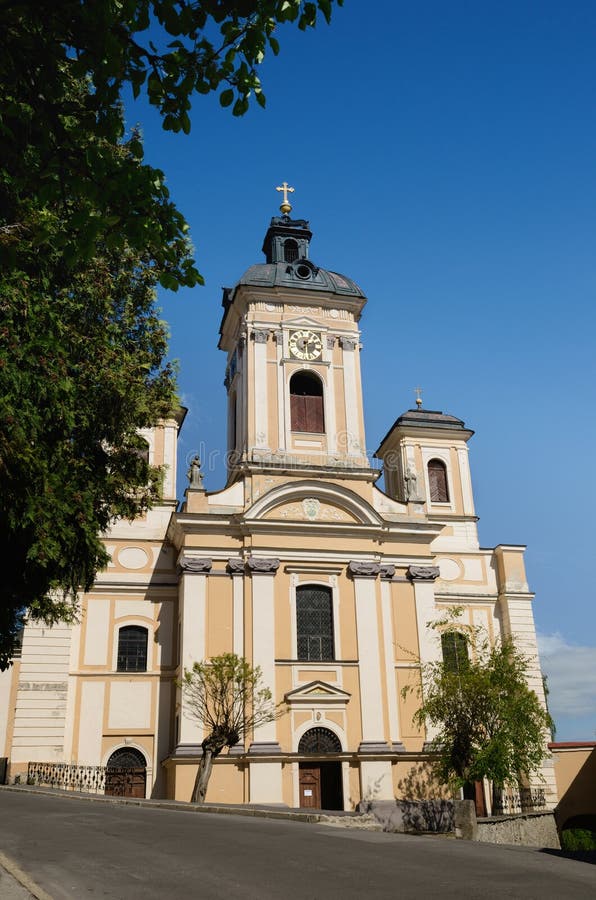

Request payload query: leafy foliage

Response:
[0,2,342,664]
[182,653,283,802]
[0,216,178,667]
[561,828,596,852]
[0,1,342,279]
[408,611,553,800]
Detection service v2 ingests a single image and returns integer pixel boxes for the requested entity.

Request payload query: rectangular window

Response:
[117,626,148,672]
[296,586,334,661]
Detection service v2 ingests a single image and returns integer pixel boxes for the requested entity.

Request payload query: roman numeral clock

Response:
[289,329,323,361]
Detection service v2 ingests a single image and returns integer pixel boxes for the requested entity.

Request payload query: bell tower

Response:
[219,187,374,483]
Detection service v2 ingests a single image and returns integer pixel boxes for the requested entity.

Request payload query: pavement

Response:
[0,850,47,900]
[1,786,596,899]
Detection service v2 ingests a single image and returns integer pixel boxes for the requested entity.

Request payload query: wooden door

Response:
[299,764,321,809]
[474,780,486,817]
[105,767,146,798]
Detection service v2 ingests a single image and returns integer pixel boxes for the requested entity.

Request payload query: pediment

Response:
[285,680,351,705]
[244,480,383,527]
[284,316,324,329]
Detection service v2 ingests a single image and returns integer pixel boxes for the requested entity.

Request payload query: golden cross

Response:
[414,386,423,409]
[276,181,295,215]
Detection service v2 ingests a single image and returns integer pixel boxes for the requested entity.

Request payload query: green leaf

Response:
[219,89,234,108]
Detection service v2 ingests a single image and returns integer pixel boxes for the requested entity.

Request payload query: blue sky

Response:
[125,2,596,740]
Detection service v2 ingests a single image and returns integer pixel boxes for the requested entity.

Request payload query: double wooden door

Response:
[299,762,343,810]
[105,767,146,798]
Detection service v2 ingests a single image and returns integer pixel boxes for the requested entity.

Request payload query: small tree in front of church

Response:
[182,653,283,804]
[406,612,553,808]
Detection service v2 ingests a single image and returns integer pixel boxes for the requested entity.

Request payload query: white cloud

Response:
[538,632,596,719]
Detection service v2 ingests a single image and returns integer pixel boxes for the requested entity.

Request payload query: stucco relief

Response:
[324,308,352,321]
[262,500,356,522]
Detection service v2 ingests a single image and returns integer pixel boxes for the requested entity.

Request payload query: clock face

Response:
[289,329,323,361]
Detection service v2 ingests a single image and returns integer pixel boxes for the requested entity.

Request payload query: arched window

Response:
[296,585,334,661]
[117,625,148,672]
[428,458,449,502]
[107,747,146,769]
[299,727,342,754]
[284,239,299,262]
[441,631,469,673]
[290,371,324,433]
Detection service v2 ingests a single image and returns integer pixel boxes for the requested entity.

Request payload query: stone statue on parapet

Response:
[187,454,204,490]
[404,466,420,501]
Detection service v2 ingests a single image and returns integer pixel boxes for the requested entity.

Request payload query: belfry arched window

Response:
[428,458,449,502]
[441,631,469,674]
[299,727,342,754]
[296,585,334,661]
[284,239,299,262]
[290,371,324,433]
[117,625,148,672]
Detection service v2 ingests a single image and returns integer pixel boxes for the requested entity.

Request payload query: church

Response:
[0,191,557,811]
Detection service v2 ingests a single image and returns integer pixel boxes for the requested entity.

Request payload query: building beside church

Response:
[0,197,557,811]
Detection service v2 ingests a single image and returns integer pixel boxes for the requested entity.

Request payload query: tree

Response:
[0,1,343,277]
[408,613,553,807]
[182,653,283,803]
[0,2,342,665]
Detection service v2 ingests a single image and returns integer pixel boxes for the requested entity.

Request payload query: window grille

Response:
[428,458,449,502]
[290,372,324,433]
[106,747,146,769]
[299,727,342,754]
[296,586,334,661]
[441,631,469,673]
[117,625,148,672]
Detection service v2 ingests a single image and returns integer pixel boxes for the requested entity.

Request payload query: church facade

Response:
[0,202,557,811]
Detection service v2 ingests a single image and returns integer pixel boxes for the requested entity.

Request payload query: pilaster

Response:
[247,557,281,754]
[348,561,393,798]
[407,565,441,747]
[175,557,211,754]
[380,568,405,752]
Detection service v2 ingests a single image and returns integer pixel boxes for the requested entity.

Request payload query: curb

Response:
[0,850,53,900]
[0,785,369,827]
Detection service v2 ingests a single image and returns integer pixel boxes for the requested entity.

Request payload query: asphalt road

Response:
[0,790,595,900]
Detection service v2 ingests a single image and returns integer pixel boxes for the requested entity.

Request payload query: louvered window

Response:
[284,239,299,262]
[290,372,324,433]
[428,458,449,502]
[117,626,148,672]
[441,631,469,673]
[296,586,334,661]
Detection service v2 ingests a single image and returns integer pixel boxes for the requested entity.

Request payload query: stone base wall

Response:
[358,798,454,833]
[362,798,560,849]
[476,810,560,849]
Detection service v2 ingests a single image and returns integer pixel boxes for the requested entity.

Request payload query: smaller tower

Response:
[375,406,478,547]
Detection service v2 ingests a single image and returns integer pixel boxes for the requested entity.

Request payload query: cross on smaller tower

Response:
[414,386,423,409]
[276,182,295,215]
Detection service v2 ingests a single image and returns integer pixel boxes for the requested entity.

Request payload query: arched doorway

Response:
[298,727,343,811]
[105,747,147,798]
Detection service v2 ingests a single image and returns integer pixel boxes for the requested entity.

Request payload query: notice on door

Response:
[303,789,313,796]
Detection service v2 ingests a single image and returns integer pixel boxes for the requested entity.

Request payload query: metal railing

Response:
[26,761,146,795]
